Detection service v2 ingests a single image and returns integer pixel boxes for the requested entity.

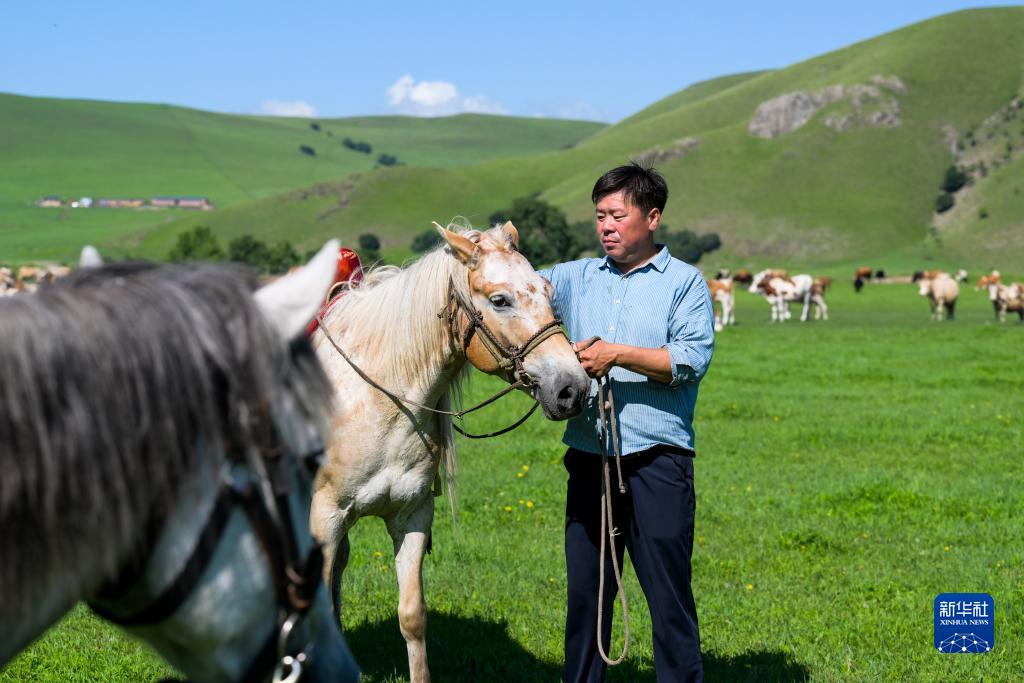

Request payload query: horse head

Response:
[1,242,359,682]
[438,222,588,420]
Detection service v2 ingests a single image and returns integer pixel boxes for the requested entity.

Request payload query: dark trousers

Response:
[564,446,702,683]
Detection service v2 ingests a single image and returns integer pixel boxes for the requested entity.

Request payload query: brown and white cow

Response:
[732,268,754,285]
[749,270,826,322]
[706,277,735,331]
[975,270,1001,290]
[854,266,872,280]
[917,273,959,320]
[986,281,1024,322]
[0,267,15,296]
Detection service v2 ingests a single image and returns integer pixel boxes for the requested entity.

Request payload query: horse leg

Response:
[310,487,350,618]
[388,501,435,683]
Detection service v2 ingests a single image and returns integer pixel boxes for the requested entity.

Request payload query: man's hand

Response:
[573,336,618,378]
[572,337,675,384]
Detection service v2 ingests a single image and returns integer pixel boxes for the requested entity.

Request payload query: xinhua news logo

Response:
[934,593,994,653]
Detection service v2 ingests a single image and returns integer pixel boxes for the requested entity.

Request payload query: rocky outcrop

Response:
[749,75,906,138]
[634,137,700,166]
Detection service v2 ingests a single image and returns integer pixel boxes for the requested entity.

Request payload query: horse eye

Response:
[490,294,512,308]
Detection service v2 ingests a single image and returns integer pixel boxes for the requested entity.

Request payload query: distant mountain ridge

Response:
[4,7,1024,271]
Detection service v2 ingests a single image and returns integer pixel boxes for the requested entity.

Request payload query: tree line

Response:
[408,196,721,266]
[169,197,721,273]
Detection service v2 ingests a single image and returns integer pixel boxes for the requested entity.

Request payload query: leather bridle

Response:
[89,433,328,683]
[439,276,566,389]
[315,274,567,439]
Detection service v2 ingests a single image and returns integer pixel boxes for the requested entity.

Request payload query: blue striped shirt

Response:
[539,246,715,456]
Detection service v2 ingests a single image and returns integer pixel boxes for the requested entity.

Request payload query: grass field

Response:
[3,280,1021,682]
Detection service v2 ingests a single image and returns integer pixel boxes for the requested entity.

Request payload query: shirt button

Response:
[614,299,621,304]
[609,326,615,331]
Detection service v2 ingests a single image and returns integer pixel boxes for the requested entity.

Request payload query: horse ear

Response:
[501,221,520,250]
[79,245,103,268]
[255,239,339,341]
[436,225,480,269]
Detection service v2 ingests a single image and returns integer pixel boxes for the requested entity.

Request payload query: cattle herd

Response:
[706,268,832,330]
[706,265,1024,328]
[0,264,71,295]
[3,259,1021,326]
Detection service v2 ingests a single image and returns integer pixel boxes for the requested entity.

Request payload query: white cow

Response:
[918,274,959,320]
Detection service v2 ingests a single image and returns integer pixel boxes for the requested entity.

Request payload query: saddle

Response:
[305,247,363,337]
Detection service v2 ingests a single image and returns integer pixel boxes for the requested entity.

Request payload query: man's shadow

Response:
[343,613,808,682]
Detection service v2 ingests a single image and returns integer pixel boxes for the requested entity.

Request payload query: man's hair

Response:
[591,161,668,214]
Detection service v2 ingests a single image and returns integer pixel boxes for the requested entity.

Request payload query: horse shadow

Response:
[343,612,808,682]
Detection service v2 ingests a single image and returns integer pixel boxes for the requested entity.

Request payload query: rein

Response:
[313,275,566,439]
[596,375,631,666]
[89,438,327,683]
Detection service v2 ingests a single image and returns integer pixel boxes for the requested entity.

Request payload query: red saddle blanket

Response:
[306,246,363,337]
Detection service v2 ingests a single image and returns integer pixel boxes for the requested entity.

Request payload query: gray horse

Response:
[0,243,359,682]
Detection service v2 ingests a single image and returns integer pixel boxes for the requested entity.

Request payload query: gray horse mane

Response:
[0,261,331,621]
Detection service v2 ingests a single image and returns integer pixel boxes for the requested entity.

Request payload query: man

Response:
[538,162,714,682]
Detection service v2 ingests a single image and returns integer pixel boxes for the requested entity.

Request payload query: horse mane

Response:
[322,224,506,509]
[0,261,332,621]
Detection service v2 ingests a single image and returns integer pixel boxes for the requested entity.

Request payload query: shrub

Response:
[228,234,270,269]
[978,207,989,219]
[489,197,576,265]
[941,165,967,193]
[264,241,300,274]
[310,122,321,132]
[299,145,316,156]
[358,233,382,264]
[662,228,723,264]
[168,226,224,262]
[342,138,372,154]
[935,192,955,213]
[411,228,443,253]
[377,153,399,166]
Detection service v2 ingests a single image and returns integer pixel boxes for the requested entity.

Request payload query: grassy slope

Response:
[5,284,1022,682]
[0,94,603,262]
[136,8,1024,269]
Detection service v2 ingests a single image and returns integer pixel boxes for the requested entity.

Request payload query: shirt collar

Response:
[600,245,671,275]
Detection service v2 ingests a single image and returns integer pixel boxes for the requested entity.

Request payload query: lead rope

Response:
[596,376,631,665]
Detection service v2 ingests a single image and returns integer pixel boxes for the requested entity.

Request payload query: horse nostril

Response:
[556,384,580,411]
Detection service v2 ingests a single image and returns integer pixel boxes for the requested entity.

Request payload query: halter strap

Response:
[444,276,568,386]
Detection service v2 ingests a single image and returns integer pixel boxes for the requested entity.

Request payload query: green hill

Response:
[0,94,603,261]
[6,8,1024,271]
[134,7,1024,272]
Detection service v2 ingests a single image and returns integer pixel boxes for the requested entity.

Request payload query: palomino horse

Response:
[310,222,589,682]
[0,243,359,682]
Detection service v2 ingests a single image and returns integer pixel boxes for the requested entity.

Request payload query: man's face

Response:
[595,191,659,268]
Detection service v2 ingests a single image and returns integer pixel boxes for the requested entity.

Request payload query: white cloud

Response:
[385,74,505,116]
[386,75,415,106]
[259,99,319,117]
[462,95,507,115]
[554,100,612,122]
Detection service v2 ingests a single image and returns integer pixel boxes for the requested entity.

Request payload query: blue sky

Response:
[1,1,1018,122]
